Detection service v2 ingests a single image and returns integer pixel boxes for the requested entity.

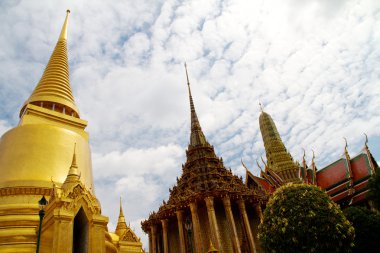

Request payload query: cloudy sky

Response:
[1,0,379,248]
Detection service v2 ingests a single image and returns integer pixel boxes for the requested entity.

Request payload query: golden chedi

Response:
[0,11,144,253]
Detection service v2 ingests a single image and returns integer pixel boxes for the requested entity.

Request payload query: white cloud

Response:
[1,0,380,249]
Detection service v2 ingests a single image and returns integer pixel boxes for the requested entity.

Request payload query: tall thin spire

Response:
[115,197,128,236]
[184,63,208,147]
[64,143,80,184]
[21,10,79,118]
[59,10,70,41]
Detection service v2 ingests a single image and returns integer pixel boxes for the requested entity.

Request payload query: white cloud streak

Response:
[0,0,379,248]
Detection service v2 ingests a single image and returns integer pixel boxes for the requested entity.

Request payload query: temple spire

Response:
[115,197,128,236]
[184,63,208,147]
[64,143,80,184]
[259,109,300,183]
[20,10,80,118]
[59,10,70,41]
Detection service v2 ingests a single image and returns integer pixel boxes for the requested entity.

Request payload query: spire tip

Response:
[184,62,190,86]
[59,10,70,41]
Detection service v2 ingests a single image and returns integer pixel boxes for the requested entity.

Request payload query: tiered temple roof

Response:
[142,65,267,225]
[247,109,378,207]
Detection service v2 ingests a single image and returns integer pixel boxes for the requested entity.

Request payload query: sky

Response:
[0,0,380,249]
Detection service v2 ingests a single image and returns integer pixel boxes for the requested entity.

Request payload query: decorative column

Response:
[150,225,157,253]
[255,204,263,222]
[205,196,222,250]
[238,200,257,253]
[161,219,169,253]
[148,231,152,253]
[189,202,203,253]
[176,210,186,253]
[223,196,241,253]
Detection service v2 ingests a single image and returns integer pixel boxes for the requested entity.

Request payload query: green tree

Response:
[344,206,380,253]
[368,168,380,209]
[258,184,354,253]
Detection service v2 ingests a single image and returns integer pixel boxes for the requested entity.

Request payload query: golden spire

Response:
[20,10,80,118]
[59,10,70,41]
[311,150,316,167]
[115,197,128,236]
[207,239,218,253]
[259,109,300,182]
[64,143,80,184]
[184,63,208,147]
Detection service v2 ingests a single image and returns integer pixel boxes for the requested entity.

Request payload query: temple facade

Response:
[141,65,268,253]
[0,11,144,253]
[246,109,378,207]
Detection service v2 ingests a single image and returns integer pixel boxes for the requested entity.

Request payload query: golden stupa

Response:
[0,11,144,253]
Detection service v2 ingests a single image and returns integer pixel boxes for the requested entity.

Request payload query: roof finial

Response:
[115,196,128,237]
[343,137,351,160]
[302,148,307,169]
[67,143,79,177]
[59,10,70,41]
[119,196,125,217]
[185,62,190,87]
[256,159,263,172]
[241,158,249,172]
[364,133,368,148]
[184,63,208,147]
[312,149,315,161]
[71,143,77,167]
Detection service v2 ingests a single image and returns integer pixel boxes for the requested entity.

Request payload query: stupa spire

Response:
[184,63,208,147]
[64,143,80,184]
[59,10,70,41]
[20,10,80,118]
[259,109,300,182]
[115,197,128,236]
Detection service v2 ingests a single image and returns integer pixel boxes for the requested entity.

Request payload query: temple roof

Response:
[142,67,267,225]
[20,10,80,118]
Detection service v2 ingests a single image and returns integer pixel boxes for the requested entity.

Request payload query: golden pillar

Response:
[237,200,257,253]
[205,196,222,250]
[161,219,169,253]
[189,202,203,253]
[176,210,187,253]
[223,196,241,253]
[150,225,157,253]
[255,205,263,222]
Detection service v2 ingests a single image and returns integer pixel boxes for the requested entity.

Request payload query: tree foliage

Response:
[343,206,380,253]
[258,184,354,253]
[368,168,380,209]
